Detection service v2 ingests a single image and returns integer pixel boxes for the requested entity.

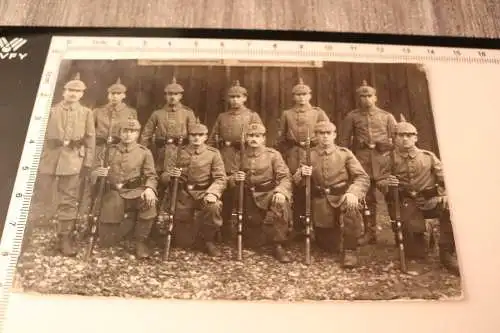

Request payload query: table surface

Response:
[0,0,499,38]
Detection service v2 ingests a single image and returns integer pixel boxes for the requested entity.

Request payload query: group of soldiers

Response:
[29,71,460,276]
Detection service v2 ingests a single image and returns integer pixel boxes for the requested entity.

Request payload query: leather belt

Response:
[112,177,143,191]
[247,180,276,193]
[96,136,120,145]
[312,182,348,197]
[155,137,187,147]
[182,182,210,191]
[46,139,84,149]
[400,185,439,200]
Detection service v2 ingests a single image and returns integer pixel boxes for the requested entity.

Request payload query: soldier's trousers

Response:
[388,196,456,259]
[312,199,363,252]
[241,191,290,248]
[362,179,378,237]
[162,190,223,248]
[99,190,157,246]
[31,174,81,224]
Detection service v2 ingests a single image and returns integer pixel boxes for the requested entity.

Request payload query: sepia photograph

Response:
[14,54,463,302]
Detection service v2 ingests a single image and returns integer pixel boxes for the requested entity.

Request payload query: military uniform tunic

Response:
[293,144,370,250]
[35,101,95,224]
[376,147,456,258]
[208,106,263,173]
[338,106,397,179]
[93,102,138,167]
[228,146,293,245]
[140,103,197,173]
[276,104,330,174]
[160,143,227,247]
[99,142,158,221]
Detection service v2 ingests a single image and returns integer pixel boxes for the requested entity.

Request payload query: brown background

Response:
[57,60,439,154]
[1,0,499,38]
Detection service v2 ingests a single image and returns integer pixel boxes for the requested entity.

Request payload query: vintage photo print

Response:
[14,41,463,302]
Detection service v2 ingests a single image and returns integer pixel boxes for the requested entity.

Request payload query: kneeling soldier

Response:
[92,118,158,258]
[160,122,227,256]
[228,123,293,263]
[293,121,370,268]
[376,119,460,275]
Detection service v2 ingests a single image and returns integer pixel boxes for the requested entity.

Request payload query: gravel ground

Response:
[14,213,462,301]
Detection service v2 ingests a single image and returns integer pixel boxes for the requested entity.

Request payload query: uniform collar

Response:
[317,144,336,155]
[228,106,247,114]
[107,102,125,112]
[164,103,182,111]
[60,101,80,111]
[248,145,265,157]
[187,143,206,155]
[117,142,138,153]
[398,146,418,159]
[360,106,378,115]
[294,103,312,112]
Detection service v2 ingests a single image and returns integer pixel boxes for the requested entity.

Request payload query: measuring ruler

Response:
[0,34,499,328]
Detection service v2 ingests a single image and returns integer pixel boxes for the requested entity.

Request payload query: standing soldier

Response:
[161,121,227,256]
[276,77,330,237]
[140,77,196,177]
[338,80,397,245]
[375,118,460,275]
[207,80,263,241]
[227,123,293,263]
[92,118,158,258]
[35,72,95,256]
[293,121,370,267]
[79,78,138,217]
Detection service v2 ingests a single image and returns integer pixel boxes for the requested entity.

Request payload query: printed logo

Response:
[0,37,28,60]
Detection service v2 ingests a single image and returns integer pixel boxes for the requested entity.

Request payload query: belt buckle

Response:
[63,140,70,146]
[368,143,376,149]
[299,141,305,146]
[249,186,255,192]
[116,183,123,190]
[167,138,173,144]
[187,184,194,190]
[410,190,417,197]
[224,141,231,147]
[324,188,331,195]
[107,136,113,144]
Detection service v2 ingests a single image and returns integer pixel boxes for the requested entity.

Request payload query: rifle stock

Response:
[236,130,245,261]
[162,142,184,261]
[84,136,113,261]
[390,150,407,273]
[304,129,312,265]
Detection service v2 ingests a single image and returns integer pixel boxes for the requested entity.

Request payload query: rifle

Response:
[83,135,113,261]
[390,148,407,273]
[302,128,312,265]
[162,140,184,261]
[233,130,246,261]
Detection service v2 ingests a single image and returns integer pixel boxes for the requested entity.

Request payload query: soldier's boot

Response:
[342,249,358,269]
[57,219,77,257]
[135,239,150,259]
[134,218,153,259]
[273,244,291,263]
[440,249,460,276]
[205,242,221,257]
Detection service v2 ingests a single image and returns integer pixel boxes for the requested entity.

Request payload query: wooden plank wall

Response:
[54,60,440,155]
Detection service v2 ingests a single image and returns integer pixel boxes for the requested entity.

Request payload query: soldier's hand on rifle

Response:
[342,192,360,211]
[386,175,399,186]
[203,193,218,204]
[272,192,286,205]
[167,167,182,178]
[299,165,313,177]
[234,171,246,182]
[92,166,109,177]
[141,187,157,207]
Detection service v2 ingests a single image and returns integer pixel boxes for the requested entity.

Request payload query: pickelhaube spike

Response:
[228,79,247,96]
[64,72,86,90]
[292,77,311,94]
[172,77,177,84]
[298,77,304,85]
[116,77,122,84]
[361,80,368,86]
[400,113,407,122]
[74,72,81,80]
[234,80,240,86]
